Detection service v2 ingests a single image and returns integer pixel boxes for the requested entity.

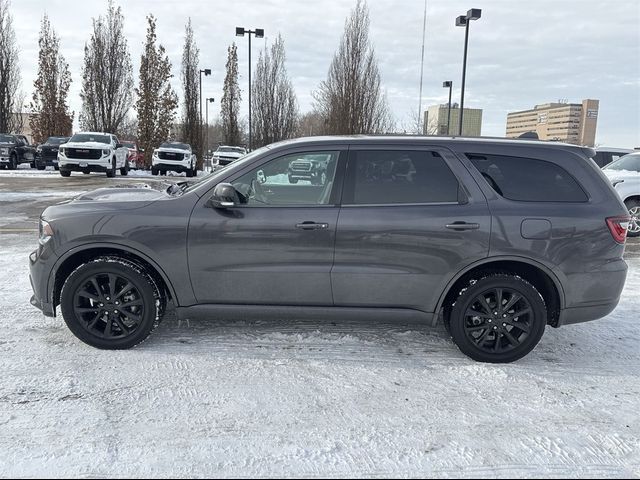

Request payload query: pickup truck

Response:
[0,134,37,170]
[57,132,129,177]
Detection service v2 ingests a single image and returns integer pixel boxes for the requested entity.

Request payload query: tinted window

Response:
[46,137,69,145]
[160,142,190,150]
[344,150,460,205]
[69,133,111,144]
[467,153,588,202]
[0,134,14,143]
[231,151,340,206]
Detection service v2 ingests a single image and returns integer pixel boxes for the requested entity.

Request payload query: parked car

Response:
[121,140,144,170]
[288,153,331,185]
[212,145,246,167]
[29,136,630,363]
[35,136,70,170]
[58,132,129,177]
[151,142,197,177]
[592,147,634,168]
[0,134,36,170]
[602,152,640,236]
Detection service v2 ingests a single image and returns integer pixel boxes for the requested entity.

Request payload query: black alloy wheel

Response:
[60,257,160,349]
[448,274,546,363]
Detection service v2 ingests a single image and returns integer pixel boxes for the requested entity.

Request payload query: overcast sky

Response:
[9,0,640,147]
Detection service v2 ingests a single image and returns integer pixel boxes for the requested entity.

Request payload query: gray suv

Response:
[29,136,630,363]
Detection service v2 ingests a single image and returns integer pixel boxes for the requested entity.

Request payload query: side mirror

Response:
[207,183,240,209]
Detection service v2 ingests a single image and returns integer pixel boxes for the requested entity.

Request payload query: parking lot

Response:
[1,166,639,477]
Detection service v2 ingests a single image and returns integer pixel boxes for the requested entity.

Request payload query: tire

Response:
[30,162,35,169]
[186,167,194,178]
[288,175,298,184]
[625,200,640,238]
[120,161,129,176]
[160,170,166,176]
[106,158,116,178]
[83,171,91,174]
[36,164,46,171]
[151,167,159,176]
[60,256,161,349]
[60,170,71,177]
[8,154,17,170]
[447,274,546,363]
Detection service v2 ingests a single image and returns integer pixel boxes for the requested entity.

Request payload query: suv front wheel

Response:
[60,257,160,349]
[447,274,546,363]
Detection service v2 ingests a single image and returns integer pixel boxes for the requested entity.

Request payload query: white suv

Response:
[212,145,247,167]
[602,152,640,236]
[58,132,129,177]
[152,142,197,177]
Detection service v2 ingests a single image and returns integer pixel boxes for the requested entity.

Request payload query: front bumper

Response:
[29,247,57,317]
[153,161,192,173]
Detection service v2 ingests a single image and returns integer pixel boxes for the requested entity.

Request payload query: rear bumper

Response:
[29,248,57,317]
[556,258,627,327]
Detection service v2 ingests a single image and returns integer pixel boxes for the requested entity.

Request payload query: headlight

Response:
[1,147,9,155]
[102,149,110,156]
[58,147,66,155]
[39,219,54,245]
[184,153,191,160]
[36,146,42,153]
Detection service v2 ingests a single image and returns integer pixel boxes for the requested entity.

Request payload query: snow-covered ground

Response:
[1,236,640,477]
[1,181,639,478]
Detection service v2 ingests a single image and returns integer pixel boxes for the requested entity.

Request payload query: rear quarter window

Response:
[467,153,588,202]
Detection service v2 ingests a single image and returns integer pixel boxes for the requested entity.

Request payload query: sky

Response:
[8,0,640,147]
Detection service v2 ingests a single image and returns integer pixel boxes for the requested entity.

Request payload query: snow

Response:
[1,230,639,477]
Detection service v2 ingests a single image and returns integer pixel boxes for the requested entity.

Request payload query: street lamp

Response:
[199,68,211,158]
[236,26,264,151]
[205,97,215,165]
[443,81,453,135]
[455,8,481,136]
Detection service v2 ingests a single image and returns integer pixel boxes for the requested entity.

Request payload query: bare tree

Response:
[296,111,326,137]
[251,34,298,148]
[220,43,242,146]
[0,0,21,133]
[313,0,393,135]
[29,14,73,144]
[79,0,134,133]
[181,18,202,167]
[135,15,178,168]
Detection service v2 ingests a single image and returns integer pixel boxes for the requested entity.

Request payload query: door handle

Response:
[295,222,329,230]
[445,221,480,231]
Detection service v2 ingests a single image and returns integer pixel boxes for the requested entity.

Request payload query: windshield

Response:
[161,142,189,150]
[603,154,640,172]
[0,134,15,144]
[183,146,270,195]
[69,133,111,144]
[46,137,69,145]
[218,146,245,153]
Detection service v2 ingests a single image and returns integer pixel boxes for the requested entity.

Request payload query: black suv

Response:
[29,136,630,363]
[35,136,70,170]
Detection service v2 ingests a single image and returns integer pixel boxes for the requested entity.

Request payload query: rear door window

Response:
[467,153,588,202]
[344,150,460,205]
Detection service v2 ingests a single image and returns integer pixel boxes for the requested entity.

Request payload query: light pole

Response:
[205,97,215,166]
[199,68,211,159]
[455,8,481,136]
[236,26,264,151]
[443,81,453,135]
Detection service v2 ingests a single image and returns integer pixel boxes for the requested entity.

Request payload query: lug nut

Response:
[503,323,506,327]
[503,314,507,318]
[115,301,120,305]
[113,310,118,314]
[106,297,110,301]
[493,326,498,330]
[488,319,492,323]
[99,303,104,307]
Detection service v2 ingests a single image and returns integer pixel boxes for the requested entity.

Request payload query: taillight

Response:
[606,216,631,244]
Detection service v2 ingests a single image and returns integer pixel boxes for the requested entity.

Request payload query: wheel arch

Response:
[435,256,565,328]
[50,243,177,309]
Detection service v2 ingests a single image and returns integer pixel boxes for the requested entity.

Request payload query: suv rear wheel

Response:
[625,200,640,237]
[60,257,160,349]
[8,153,17,170]
[447,274,546,363]
[120,160,129,176]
